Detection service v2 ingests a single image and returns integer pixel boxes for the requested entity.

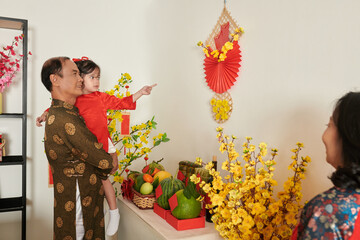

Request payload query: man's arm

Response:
[50,108,114,179]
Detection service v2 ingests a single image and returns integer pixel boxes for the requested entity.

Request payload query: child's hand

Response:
[133,84,157,102]
[140,84,157,95]
[36,111,49,127]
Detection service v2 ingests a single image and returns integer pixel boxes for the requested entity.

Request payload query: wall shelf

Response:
[0,16,28,240]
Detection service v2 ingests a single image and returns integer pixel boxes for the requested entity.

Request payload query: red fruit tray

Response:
[153,203,171,219]
[166,213,205,231]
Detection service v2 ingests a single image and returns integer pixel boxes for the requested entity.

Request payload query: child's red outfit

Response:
[75,91,136,151]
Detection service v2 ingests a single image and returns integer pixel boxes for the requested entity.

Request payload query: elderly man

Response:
[41,57,113,240]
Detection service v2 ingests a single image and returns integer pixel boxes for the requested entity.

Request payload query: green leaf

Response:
[154,141,161,147]
[152,177,159,190]
[162,138,170,142]
[183,187,192,199]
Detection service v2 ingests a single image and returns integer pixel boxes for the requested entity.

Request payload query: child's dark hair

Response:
[330,92,360,189]
[74,59,100,76]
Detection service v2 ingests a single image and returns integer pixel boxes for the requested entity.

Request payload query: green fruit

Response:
[134,174,145,192]
[171,189,201,219]
[140,182,153,195]
[128,171,140,181]
[156,177,185,210]
[143,158,165,175]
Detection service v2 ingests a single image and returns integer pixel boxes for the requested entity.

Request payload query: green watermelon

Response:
[134,174,145,192]
[156,177,185,210]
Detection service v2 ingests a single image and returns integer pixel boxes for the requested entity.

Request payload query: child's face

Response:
[82,68,100,94]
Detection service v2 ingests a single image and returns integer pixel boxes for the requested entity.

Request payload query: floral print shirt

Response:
[294,187,360,240]
[45,99,114,240]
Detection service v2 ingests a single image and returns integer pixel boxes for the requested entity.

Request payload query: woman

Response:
[293,92,360,239]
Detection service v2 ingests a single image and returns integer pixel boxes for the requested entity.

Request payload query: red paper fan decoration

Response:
[214,22,230,50]
[203,41,241,94]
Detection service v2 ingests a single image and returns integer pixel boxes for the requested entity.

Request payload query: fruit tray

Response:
[153,203,170,219]
[166,213,205,231]
[132,187,156,210]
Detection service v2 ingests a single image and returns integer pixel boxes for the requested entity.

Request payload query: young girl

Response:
[37,58,156,236]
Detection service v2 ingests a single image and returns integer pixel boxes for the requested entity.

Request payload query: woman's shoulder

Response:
[303,187,360,218]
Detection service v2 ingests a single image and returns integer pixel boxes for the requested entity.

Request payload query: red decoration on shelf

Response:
[155,185,163,199]
[177,170,185,181]
[214,22,230,50]
[169,193,179,212]
[203,41,241,94]
[142,165,150,173]
[121,179,134,200]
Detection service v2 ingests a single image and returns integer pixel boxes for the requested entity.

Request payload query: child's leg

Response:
[102,178,120,236]
[102,178,117,210]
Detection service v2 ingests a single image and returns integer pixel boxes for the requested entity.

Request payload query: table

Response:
[116,197,223,240]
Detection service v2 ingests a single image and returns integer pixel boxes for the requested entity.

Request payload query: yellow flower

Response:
[210,98,216,106]
[219,53,227,62]
[219,143,227,153]
[233,34,239,41]
[123,73,132,80]
[203,48,210,57]
[113,175,124,183]
[202,183,211,193]
[222,160,229,171]
[195,157,202,165]
[197,41,203,46]
[224,41,233,51]
[190,174,200,184]
[205,161,214,171]
[211,50,220,58]
[221,208,231,219]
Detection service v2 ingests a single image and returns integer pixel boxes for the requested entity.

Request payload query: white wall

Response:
[1,0,360,239]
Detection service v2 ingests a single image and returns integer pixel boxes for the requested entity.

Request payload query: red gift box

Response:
[153,203,170,219]
[166,213,205,231]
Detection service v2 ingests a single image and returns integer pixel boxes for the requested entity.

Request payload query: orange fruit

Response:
[151,168,161,176]
[143,173,154,183]
[153,171,172,183]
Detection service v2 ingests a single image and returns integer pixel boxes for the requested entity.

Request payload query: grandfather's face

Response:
[57,60,83,98]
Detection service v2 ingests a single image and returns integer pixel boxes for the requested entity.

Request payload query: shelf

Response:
[0,197,24,212]
[0,16,27,240]
[117,197,221,240]
[0,156,24,165]
[0,113,24,118]
[0,17,25,30]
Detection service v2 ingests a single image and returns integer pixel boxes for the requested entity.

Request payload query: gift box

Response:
[166,213,205,231]
[153,203,170,219]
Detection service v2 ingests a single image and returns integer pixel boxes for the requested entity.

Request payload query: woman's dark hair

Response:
[41,57,70,92]
[74,60,100,76]
[330,91,360,189]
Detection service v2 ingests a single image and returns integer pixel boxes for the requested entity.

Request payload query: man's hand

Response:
[36,111,49,127]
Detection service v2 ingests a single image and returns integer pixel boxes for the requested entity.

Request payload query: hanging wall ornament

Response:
[210,91,233,124]
[197,1,244,123]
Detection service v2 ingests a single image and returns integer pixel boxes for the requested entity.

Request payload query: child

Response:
[36,58,156,236]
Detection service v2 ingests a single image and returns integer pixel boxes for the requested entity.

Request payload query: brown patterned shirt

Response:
[44,99,113,240]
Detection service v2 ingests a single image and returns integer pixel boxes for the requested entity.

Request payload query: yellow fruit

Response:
[153,171,171,183]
